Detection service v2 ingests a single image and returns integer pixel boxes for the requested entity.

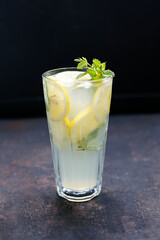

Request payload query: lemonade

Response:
[42,61,114,202]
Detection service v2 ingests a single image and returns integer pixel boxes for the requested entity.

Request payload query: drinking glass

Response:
[42,67,113,202]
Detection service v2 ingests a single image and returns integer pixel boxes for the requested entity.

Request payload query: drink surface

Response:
[43,70,112,191]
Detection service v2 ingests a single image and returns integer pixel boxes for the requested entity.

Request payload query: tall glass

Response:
[42,68,113,202]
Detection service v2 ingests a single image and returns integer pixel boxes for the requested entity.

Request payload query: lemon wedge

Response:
[93,84,112,122]
[46,78,70,121]
[70,106,98,144]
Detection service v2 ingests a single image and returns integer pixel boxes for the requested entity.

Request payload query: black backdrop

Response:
[0,0,160,117]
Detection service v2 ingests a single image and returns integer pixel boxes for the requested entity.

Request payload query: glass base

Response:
[57,185,101,202]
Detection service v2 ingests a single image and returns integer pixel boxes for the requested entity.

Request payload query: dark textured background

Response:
[0,0,160,117]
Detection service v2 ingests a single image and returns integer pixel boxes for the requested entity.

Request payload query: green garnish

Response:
[76,125,106,151]
[74,57,115,80]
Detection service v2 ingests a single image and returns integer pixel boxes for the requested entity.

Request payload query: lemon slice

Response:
[46,78,70,121]
[70,106,98,144]
[47,113,69,149]
[93,84,112,122]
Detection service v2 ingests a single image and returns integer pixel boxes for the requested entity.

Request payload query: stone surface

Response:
[0,115,160,240]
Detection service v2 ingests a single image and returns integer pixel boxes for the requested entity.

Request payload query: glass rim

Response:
[42,67,113,84]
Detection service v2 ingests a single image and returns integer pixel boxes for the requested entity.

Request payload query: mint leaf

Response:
[81,57,89,66]
[93,59,101,67]
[88,127,99,140]
[87,68,97,78]
[77,61,87,69]
[76,125,107,151]
[92,64,101,74]
[76,129,102,151]
[76,72,88,79]
[74,57,115,80]
[103,69,115,77]
[101,62,106,71]
[87,140,103,151]
[74,58,81,62]
[87,127,103,150]
[74,57,87,69]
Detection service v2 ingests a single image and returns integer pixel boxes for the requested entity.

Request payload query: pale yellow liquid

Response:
[45,71,110,192]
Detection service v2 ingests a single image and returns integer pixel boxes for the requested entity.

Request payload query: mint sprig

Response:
[74,57,115,80]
